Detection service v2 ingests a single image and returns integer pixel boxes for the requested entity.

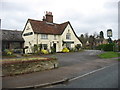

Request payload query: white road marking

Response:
[69,63,118,81]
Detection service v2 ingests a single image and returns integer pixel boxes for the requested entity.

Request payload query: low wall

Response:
[2,58,58,76]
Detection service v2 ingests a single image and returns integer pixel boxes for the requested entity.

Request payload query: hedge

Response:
[96,43,116,51]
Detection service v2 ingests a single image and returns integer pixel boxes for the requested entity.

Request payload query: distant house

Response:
[22,12,82,53]
[95,36,108,46]
[2,29,24,51]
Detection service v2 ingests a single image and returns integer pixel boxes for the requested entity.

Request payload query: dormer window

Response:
[41,34,48,39]
[66,33,71,40]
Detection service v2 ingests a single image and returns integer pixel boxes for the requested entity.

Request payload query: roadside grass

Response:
[98,51,120,59]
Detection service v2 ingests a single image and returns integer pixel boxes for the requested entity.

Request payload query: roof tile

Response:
[28,19,69,35]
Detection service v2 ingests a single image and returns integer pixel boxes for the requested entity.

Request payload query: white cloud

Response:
[0,0,119,39]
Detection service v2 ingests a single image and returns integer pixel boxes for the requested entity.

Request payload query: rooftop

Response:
[1,29,24,42]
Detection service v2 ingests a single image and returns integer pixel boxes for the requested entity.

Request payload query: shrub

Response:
[96,43,116,51]
[96,44,106,50]
[62,48,69,53]
[103,43,115,51]
[41,49,49,54]
[75,44,81,51]
[4,49,13,56]
[119,46,120,51]
[69,48,76,52]
[33,44,39,53]
[50,46,56,54]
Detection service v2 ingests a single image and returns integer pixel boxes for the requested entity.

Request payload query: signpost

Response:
[107,29,112,43]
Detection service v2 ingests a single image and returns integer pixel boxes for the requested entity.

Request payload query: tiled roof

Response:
[28,19,69,35]
[2,29,24,42]
[23,19,82,43]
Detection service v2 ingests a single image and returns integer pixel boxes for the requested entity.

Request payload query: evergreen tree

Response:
[100,31,104,38]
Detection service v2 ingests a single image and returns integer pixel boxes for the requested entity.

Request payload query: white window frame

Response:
[66,33,71,40]
[41,34,48,39]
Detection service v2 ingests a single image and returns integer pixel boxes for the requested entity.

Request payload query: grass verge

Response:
[98,51,120,59]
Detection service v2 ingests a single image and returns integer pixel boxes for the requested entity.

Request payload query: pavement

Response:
[2,50,119,89]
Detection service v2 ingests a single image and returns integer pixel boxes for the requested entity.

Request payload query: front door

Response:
[53,43,56,52]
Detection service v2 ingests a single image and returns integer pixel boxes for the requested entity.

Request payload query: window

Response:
[26,26,30,30]
[41,34,48,39]
[12,42,21,49]
[2,42,9,51]
[66,43,71,48]
[23,32,33,36]
[66,33,71,40]
[42,44,47,50]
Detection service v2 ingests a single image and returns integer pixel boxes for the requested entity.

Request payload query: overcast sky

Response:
[0,0,119,39]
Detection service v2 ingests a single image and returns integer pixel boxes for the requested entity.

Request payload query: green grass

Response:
[98,51,120,59]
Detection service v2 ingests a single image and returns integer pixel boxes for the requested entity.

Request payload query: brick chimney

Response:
[43,11,53,23]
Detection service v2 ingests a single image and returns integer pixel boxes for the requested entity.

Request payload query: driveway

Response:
[42,50,104,67]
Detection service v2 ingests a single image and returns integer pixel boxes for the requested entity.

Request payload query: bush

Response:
[75,44,81,51]
[4,49,13,56]
[69,48,76,52]
[119,46,120,51]
[33,44,39,53]
[96,43,115,51]
[62,48,69,53]
[103,43,115,51]
[41,49,49,54]
[96,44,106,50]
[50,46,56,54]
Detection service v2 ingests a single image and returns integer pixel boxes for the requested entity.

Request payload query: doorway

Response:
[53,43,56,52]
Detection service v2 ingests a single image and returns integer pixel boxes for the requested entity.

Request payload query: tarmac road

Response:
[30,63,118,89]
[49,63,118,88]
[42,50,104,67]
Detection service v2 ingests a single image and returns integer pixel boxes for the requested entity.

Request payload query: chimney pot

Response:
[42,16,46,21]
[45,11,53,23]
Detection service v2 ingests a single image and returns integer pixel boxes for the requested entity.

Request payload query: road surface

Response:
[30,63,118,89]
[49,63,118,88]
[42,50,104,67]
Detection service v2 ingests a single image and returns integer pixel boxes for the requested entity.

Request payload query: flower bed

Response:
[2,57,58,76]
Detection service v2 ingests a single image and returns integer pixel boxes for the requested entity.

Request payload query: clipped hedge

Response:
[96,43,115,51]
[103,43,115,51]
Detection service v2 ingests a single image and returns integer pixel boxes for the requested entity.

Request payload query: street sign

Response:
[107,29,112,37]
